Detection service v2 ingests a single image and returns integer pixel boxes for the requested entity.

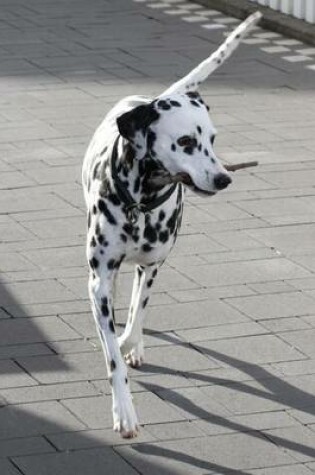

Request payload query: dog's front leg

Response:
[119,264,159,368]
[88,272,139,438]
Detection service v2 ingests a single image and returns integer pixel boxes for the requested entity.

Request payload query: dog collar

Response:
[110,135,177,225]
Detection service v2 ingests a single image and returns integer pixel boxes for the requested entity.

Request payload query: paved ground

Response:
[1,0,315,473]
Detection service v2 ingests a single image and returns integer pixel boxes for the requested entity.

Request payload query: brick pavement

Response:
[0,0,315,473]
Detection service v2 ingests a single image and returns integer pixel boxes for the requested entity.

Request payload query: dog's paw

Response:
[113,389,139,438]
[124,341,144,369]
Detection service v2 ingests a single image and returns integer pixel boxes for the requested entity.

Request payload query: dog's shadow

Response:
[128,329,315,469]
[0,282,257,475]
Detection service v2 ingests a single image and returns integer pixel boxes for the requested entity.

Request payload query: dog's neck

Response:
[113,137,174,204]
[99,136,177,225]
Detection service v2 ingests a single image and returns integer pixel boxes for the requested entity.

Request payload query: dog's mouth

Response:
[173,172,216,196]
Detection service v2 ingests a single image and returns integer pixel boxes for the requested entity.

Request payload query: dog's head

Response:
[117,92,230,195]
[117,12,262,196]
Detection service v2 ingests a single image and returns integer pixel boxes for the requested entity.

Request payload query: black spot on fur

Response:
[142,297,149,308]
[87,212,91,229]
[108,193,120,206]
[89,257,99,270]
[183,146,194,155]
[198,144,202,152]
[134,176,141,194]
[186,91,200,99]
[95,222,101,236]
[98,234,105,245]
[147,279,153,288]
[170,100,181,107]
[108,377,113,386]
[159,210,165,222]
[167,208,178,234]
[159,230,169,243]
[93,162,101,180]
[107,259,116,270]
[197,126,202,134]
[171,143,176,152]
[157,100,171,111]
[98,200,117,225]
[211,157,216,164]
[120,233,127,243]
[147,129,156,152]
[100,145,108,156]
[204,149,209,157]
[152,268,158,278]
[190,100,200,108]
[125,377,128,384]
[110,359,116,371]
[92,205,97,214]
[90,236,97,247]
[109,320,115,333]
[123,223,133,235]
[142,243,152,252]
[101,299,109,317]
[144,223,157,243]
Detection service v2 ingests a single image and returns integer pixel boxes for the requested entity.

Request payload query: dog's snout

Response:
[214,173,232,190]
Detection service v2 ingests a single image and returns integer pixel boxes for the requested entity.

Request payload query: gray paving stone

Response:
[117,432,295,473]
[17,351,107,384]
[1,381,99,404]
[0,401,85,440]
[279,329,315,358]
[145,344,220,372]
[47,426,156,449]
[0,317,80,346]
[247,224,315,256]
[1,280,76,307]
[176,321,267,343]
[62,391,185,429]
[197,334,305,366]
[250,465,313,474]
[134,300,249,332]
[0,459,21,475]
[0,436,54,457]
[22,216,85,239]
[226,292,315,321]
[0,343,53,360]
[265,425,315,463]
[0,360,37,388]
[178,258,311,288]
[13,447,138,475]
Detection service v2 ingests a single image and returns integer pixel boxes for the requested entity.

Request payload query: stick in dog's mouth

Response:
[149,161,259,187]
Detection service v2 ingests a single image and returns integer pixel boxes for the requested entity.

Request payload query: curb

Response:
[194,0,315,46]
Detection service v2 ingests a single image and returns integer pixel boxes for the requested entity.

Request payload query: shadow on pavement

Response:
[136,329,315,462]
[0,282,259,475]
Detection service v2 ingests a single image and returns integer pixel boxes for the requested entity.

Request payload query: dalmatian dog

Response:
[82,12,262,438]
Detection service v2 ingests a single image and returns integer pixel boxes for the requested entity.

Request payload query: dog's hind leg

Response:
[88,268,139,438]
[119,264,159,368]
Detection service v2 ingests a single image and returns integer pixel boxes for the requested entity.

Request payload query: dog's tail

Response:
[160,11,262,97]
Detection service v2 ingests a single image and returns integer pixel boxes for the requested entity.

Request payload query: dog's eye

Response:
[177,136,197,148]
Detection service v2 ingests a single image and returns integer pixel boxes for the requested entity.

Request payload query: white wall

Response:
[249,0,315,23]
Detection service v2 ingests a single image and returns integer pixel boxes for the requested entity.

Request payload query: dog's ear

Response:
[117,104,159,159]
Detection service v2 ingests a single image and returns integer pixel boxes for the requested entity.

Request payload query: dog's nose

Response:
[214,173,232,190]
